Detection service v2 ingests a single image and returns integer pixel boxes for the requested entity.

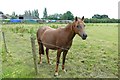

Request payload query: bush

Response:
[84,18,119,23]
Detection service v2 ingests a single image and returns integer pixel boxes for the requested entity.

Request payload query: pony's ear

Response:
[81,16,84,21]
[75,16,78,21]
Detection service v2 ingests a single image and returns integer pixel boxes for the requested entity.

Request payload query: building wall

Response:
[0,14,3,19]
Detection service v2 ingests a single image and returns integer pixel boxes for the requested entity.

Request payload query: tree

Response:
[28,10,31,16]
[92,14,109,19]
[101,15,109,19]
[92,14,101,19]
[11,11,17,19]
[61,11,74,20]
[32,11,35,18]
[47,11,74,20]
[24,10,31,19]
[24,10,29,16]
[47,13,63,20]
[32,10,39,19]
[43,8,47,19]
[24,9,39,19]
[12,12,15,16]
[34,9,39,19]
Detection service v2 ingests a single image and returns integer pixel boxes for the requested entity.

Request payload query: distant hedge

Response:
[1,18,120,23]
[84,18,120,23]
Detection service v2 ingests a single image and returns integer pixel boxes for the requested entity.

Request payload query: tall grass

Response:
[1,23,118,78]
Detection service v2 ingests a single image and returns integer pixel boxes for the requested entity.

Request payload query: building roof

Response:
[0,11,3,14]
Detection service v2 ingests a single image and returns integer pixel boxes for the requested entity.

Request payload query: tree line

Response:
[43,8,74,20]
[1,8,120,23]
[43,8,119,23]
[11,9,39,19]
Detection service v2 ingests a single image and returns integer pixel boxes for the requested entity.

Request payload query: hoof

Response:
[40,61,42,64]
[54,72,58,76]
[38,61,42,64]
[48,62,51,65]
[63,69,67,73]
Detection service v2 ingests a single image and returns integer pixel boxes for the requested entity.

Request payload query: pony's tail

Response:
[37,31,44,55]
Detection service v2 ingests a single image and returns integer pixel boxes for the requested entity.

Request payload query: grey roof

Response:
[0,11,3,14]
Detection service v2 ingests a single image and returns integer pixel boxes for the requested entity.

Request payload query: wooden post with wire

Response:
[2,32,8,53]
[30,35,38,75]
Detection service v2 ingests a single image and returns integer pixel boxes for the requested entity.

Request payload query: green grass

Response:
[1,23,118,78]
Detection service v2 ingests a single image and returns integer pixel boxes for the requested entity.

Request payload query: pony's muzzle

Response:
[82,34,87,40]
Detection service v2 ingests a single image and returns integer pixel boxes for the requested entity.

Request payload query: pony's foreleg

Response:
[54,49,62,76]
[46,48,50,64]
[62,50,68,72]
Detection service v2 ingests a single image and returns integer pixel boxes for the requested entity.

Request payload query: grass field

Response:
[1,23,118,78]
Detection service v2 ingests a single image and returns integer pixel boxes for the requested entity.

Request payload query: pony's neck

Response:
[65,23,76,41]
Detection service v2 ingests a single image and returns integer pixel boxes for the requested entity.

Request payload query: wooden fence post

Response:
[2,32,8,53]
[30,36,38,75]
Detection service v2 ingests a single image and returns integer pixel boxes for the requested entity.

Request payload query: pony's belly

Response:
[41,29,57,49]
[42,35,57,49]
[43,43,57,50]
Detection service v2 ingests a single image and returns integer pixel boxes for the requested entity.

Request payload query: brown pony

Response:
[37,16,87,76]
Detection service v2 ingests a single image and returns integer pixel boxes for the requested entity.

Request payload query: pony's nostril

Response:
[83,34,87,37]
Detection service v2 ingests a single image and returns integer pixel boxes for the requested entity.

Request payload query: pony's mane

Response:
[65,22,75,31]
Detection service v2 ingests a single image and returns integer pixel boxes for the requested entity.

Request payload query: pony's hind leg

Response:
[46,48,50,64]
[38,53,42,64]
[38,40,44,64]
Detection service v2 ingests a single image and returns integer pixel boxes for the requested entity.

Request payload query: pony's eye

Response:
[77,25,80,28]
[84,25,86,27]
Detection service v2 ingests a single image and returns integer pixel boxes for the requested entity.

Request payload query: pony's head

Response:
[72,16,87,40]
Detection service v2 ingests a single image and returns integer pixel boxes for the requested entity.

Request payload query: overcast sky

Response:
[0,0,119,19]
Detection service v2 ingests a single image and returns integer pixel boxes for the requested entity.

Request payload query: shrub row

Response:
[1,18,120,23]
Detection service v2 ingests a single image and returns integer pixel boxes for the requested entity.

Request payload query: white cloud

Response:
[0,0,119,18]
